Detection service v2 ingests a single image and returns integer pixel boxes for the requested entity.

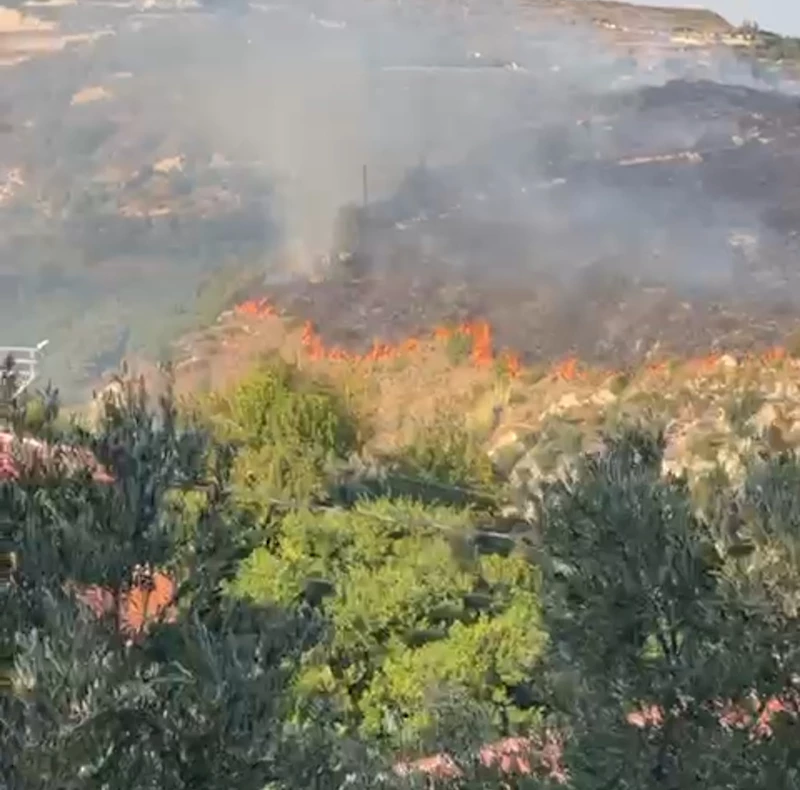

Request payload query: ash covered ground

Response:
[274,76,800,367]
[2,0,800,397]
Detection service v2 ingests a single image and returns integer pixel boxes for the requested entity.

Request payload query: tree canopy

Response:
[3,358,800,789]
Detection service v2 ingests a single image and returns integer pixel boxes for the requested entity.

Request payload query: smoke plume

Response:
[1,0,800,394]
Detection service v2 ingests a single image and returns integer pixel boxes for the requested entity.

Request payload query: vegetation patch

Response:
[192,357,361,503]
[393,411,498,499]
[10,332,800,788]
[229,498,546,743]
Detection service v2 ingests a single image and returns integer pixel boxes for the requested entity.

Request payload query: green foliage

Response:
[200,358,360,503]
[362,578,545,741]
[206,358,357,453]
[10,353,800,789]
[535,428,800,789]
[720,454,800,618]
[229,498,546,744]
[6,376,211,597]
[7,594,342,790]
[521,415,588,479]
[539,429,715,679]
[2,372,381,790]
[397,412,497,495]
[14,385,63,438]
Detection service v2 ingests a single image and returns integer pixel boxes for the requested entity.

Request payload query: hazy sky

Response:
[624,0,800,36]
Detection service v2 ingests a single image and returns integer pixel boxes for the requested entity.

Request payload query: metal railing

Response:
[0,339,49,400]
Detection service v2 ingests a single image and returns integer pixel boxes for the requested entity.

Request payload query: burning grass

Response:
[298,310,519,376]
[165,292,800,469]
[232,296,797,385]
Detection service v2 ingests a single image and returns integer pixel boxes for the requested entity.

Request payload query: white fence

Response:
[0,340,49,399]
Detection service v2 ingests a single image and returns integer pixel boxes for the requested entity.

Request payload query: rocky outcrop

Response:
[489,356,800,510]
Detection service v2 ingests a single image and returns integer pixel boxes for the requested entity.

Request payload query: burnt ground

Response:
[266,77,800,368]
[5,0,800,398]
[268,264,797,369]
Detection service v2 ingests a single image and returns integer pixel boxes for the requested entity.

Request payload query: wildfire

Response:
[430,320,493,366]
[227,292,519,376]
[761,346,787,364]
[553,356,581,381]
[301,320,326,361]
[467,319,493,366]
[231,296,798,385]
[645,360,670,376]
[685,353,722,374]
[298,315,521,377]
[501,350,522,378]
[234,298,278,319]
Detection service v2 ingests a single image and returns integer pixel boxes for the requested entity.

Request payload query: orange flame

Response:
[553,356,580,381]
[467,319,493,366]
[645,361,669,376]
[297,316,518,373]
[434,326,453,341]
[301,320,326,361]
[762,346,787,364]
[234,298,278,318]
[501,351,522,379]
[234,295,797,384]
[685,353,721,374]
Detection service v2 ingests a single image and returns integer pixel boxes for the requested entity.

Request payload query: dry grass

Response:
[165,306,502,453]
[153,296,800,481]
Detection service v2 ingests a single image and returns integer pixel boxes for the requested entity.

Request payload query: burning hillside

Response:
[1,0,800,400]
[165,291,800,499]
[11,4,800,779]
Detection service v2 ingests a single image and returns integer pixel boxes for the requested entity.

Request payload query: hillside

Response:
[1,0,800,401]
[156,294,800,501]
[7,0,800,786]
[7,291,800,787]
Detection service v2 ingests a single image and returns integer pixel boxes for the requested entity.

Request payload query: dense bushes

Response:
[2,377,368,790]
[395,411,498,496]
[6,359,800,789]
[196,358,360,503]
[536,429,800,789]
[230,499,546,744]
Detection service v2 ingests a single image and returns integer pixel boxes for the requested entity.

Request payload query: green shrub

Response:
[397,412,497,495]
[229,498,546,743]
[4,373,360,790]
[200,358,360,502]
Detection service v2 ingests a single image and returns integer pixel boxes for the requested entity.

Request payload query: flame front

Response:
[232,296,796,383]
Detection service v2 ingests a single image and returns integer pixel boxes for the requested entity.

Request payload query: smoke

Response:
[2,0,800,395]
[176,0,797,285]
